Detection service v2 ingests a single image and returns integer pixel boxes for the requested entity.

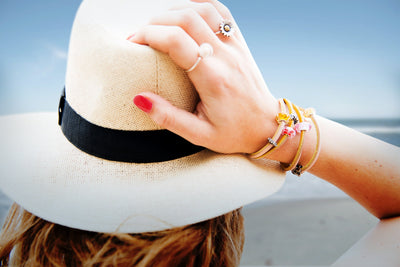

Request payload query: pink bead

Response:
[283,127,296,137]
[294,122,312,133]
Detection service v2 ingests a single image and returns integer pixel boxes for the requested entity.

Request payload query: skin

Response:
[129,0,400,219]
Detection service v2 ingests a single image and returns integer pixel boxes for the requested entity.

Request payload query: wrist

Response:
[267,125,316,165]
[246,97,281,154]
[249,100,319,174]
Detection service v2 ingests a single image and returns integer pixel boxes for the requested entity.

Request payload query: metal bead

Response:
[268,137,277,147]
[290,114,298,124]
[292,164,303,176]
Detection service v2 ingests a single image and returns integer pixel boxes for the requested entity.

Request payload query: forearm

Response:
[311,117,400,219]
[270,115,400,219]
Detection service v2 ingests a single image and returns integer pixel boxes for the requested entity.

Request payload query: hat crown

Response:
[65,0,197,131]
[0,0,285,234]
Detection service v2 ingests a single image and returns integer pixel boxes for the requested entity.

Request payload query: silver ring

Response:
[215,19,235,37]
[185,43,213,73]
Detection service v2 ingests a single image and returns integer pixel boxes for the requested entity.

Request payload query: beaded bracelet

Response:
[249,98,319,176]
[255,100,297,159]
[250,99,289,159]
[280,100,306,172]
[292,108,321,176]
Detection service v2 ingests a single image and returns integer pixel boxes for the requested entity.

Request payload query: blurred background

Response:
[0,0,399,266]
[0,0,399,118]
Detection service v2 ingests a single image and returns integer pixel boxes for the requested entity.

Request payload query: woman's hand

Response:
[128,0,400,219]
[129,0,280,154]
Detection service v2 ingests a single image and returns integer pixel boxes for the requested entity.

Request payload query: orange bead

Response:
[276,113,290,123]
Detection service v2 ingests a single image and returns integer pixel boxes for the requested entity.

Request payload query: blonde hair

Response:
[0,203,244,267]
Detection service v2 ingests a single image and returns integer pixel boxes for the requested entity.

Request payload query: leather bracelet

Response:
[281,99,306,172]
[256,100,296,159]
[250,99,289,159]
[292,108,321,176]
[250,99,319,177]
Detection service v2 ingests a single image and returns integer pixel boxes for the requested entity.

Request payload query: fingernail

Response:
[133,95,153,113]
[127,33,136,41]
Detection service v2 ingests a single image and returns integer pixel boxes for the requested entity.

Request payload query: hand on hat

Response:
[128,0,280,155]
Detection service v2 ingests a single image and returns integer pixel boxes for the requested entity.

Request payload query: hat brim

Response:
[0,112,285,233]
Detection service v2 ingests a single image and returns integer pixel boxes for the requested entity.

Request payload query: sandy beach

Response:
[241,198,378,266]
[0,190,377,266]
[0,191,12,227]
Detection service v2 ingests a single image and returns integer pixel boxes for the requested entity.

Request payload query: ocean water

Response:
[335,118,400,146]
[1,119,400,224]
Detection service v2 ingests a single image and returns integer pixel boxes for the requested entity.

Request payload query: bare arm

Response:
[128,0,400,219]
[313,118,400,219]
[268,116,400,219]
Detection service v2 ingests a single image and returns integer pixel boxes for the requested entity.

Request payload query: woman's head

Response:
[0,0,284,265]
[0,0,284,235]
[0,203,244,267]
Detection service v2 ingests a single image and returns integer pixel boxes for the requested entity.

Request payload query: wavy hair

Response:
[0,203,244,267]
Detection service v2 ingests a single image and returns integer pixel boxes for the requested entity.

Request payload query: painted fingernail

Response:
[133,95,153,113]
[126,33,135,41]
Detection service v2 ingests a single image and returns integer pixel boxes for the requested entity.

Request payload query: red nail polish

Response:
[127,33,135,41]
[134,95,153,113]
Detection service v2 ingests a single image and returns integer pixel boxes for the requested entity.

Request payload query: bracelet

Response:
[250,99,290,159]
[292,108,321,176]
[257,100,297,159]
[250,98,319,176]
[280,100,307,172]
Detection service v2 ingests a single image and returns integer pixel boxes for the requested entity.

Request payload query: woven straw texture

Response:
[0,0,285,233]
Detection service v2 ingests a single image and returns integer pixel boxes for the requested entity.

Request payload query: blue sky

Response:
[0,0,399,118]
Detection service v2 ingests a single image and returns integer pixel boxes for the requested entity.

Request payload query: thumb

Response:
[133,92,212,147]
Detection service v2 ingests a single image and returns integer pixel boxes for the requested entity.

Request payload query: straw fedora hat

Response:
[0,0,285,233]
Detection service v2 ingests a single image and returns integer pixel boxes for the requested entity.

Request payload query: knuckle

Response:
[167,27,186,47]
[157,111,175,129]
[178,8,198,27]
[198,2,215,17]
[208,70,230,94]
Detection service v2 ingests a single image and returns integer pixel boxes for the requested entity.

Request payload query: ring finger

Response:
[174,1,241,42]
[169,2,226,34]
